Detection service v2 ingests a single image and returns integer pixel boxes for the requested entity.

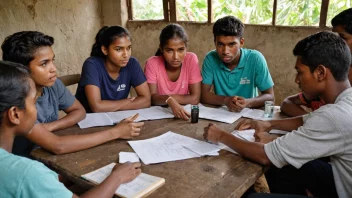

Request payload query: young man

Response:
[1,31,144,157]
[204,32,352,197]
[201,16,274,112]
[281,8,352,117]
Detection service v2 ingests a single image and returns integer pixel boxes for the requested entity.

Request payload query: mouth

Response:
[222,56,232,62]
[49,75,57,81]
[121,60,129,64]
[171,61,181,65]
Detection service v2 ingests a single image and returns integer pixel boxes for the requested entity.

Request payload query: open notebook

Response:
[78,106,174,129]
[81,163,165,198]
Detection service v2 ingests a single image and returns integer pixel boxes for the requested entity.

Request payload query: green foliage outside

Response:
[327,0,351,26]
[132,0,164,20]
[132,0,351,26]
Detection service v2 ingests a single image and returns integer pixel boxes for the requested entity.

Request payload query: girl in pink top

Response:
[145,24,202,120]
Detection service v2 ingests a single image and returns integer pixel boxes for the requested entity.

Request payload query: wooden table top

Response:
[31,118,264,198]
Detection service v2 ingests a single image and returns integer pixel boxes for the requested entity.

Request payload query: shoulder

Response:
[204,50,218,60]
[243,48,265,60]
[145,56,163,68]
[126,56,142,69]
[48,79,66,94]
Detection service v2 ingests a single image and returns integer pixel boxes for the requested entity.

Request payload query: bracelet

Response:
[165,96,172,104]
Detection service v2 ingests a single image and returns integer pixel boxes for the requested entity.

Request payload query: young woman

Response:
[144,24,202,120]
[76,26,151,113]
[0,61,141,198]
[1,31,143,157]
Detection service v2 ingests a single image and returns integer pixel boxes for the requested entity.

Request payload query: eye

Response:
[41,62,47,67]
[116,48,122,52]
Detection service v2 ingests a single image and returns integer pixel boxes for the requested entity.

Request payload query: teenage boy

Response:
[281,8,352,117]
[204,32,352,197]
[201,16,274,112]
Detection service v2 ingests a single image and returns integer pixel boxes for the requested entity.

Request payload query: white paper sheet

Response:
[119,152,140,163]
[128,131,201,165]
[234,129,256,142]
[183,104,244,124]
[183,140,221,156]
[78,113,114,129]
[106,106,174,123]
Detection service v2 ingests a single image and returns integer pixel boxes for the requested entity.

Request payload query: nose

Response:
[223,46,230,55]
[295,75,300,84]
[50,62,57,73]
[173,52,179,60]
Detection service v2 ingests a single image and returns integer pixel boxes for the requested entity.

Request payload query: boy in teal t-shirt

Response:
[201,16,274,112]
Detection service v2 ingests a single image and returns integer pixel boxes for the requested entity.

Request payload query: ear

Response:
[240,38,245,47]
[101,46,108,56]
[7,106,21,125]
[315,65,328,82]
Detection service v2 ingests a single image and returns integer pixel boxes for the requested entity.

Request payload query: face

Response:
[28,46,57,87]
[215,35,244,65]
[294,57,321,97]
[102,36,131,67]
[333,25,352,52]
[17,79,37,135]
[333,25,352,85]
[161,37,186,68]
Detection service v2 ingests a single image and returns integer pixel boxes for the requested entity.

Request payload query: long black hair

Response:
[0,61,31,125]
[155,24,188,56]
[90,26,131,57]
[1,31,54,66]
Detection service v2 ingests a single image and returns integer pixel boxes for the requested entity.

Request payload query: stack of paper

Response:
[78,106,174,129]
[81,163,165,198]
[128,132,203,165]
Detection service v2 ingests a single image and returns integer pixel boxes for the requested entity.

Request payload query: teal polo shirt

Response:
[202,48,274,98]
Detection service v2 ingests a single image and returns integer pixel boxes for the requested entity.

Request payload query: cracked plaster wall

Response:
[0,0,102,93]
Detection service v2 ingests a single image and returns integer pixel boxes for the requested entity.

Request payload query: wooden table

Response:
[31,118,264,198]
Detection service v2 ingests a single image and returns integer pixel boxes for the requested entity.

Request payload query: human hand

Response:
[168,97,190,120]
[111,119,144,139]
[203,123,225,144]
[111,162,141,183]
[254,132,279,144]
[235,119,272,133]
[121,113,139,123]
[233,96,246,112]
[224,96,237,112]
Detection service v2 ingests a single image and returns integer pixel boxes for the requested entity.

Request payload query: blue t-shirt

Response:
[202,49,274,98]
[76,56,147,113]
[12,79,75,157]
[0,148,73,198]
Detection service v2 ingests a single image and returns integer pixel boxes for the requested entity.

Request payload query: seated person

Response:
[281,8,352,117]
[1,31,143,157]
[0,61,141,198]
[201,16,274,112]
[145,24,202,120]
[76,26,151,113]
[204,32,351,198]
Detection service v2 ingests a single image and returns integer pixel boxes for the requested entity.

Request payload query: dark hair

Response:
[1,31,54,66]
[331,8,352,34]
[293,31,351,81]
[155,24,188,56]
[0,61,31,125]
[213,16,245,41]
[90,26,131,57]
